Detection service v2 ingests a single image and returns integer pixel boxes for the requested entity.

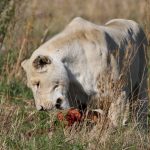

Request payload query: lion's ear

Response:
[32,55,51,72]
[21,59,29,72]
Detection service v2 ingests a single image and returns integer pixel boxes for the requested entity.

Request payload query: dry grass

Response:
[0,0,150,149]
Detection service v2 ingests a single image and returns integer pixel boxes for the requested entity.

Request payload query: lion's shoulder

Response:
[48,17,105,48]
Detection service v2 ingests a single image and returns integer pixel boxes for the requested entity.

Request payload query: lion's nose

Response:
[39,106,44,111]
[55,98,62,109]
[36,101,54,111]
[36,105,45,111]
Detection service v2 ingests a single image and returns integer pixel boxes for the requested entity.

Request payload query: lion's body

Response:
[22,17,148,127]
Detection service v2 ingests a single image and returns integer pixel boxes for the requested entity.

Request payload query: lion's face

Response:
[21,55,70,110]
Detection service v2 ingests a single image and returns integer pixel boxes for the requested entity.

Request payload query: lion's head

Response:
[21,54,70,110]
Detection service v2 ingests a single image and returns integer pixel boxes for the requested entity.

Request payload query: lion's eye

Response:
[37,82,40,88]
[53,84,59,90]
[33,82,40,88]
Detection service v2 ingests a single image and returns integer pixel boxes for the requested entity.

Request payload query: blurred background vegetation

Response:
[0,0,150,149]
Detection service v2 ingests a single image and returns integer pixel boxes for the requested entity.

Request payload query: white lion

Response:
[21,17,148,127]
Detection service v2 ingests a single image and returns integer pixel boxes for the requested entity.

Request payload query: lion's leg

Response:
[135,43,148,129]
[122,97,130,126]
[136,78,148,129]
[108,91,129,127]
